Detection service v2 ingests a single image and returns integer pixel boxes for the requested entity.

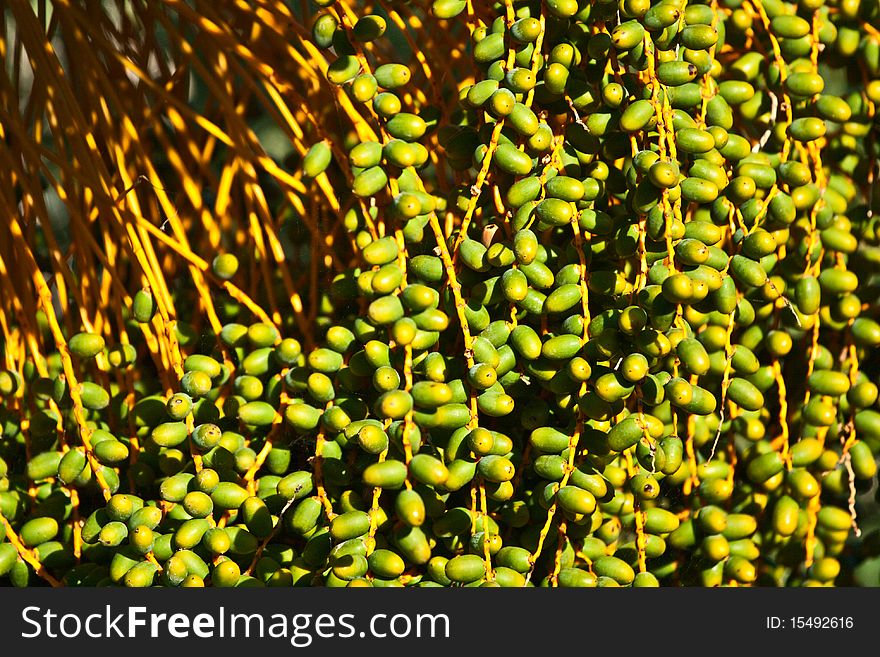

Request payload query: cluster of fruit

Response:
[1,0,879,587]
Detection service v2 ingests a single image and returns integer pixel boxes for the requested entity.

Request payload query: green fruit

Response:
[730,255,767,288]
[445,554,485,583]
[68,332,105,358]
[353,167,389,197]
[277,472,314,500]
[303,141,332,177]
[680,178,719,204]
[808,370,850,397]
[556,486,597,515]
[656,61,699,86]
[649,161,680,189]
[211,253,239,280]
[620,100,655,132]
[395,489,426,527]
[374,64,411,89]
[494,144,533,176]
[593,556,635,585]
[58,448,88,485]
[238,401,277,426]
[330,511,371,541]
[132,289,157,323]
[786,72,824,97]
[817,506,851,532]
[644,508,680,535]
[363,460,408,489]
[386,113,427,141]
[285,498,322,537]
[409,454,449,487]
[530,427,570,454]
[477,455,516,482]
[852,319,880,346]
[211,481,250,510]
[746,451,784,484]
[180,370,212,397]
[788,117,826,142]
[727,378,764,412]
[20,517,59,548]
[510,325,542,360]
[0,544,19,577]
[770,15,810,39]
[508,103,539,137]
[352,15,386,42]
[607,416,645,452]
[612,20,645,50]
[676,128,715,154]
[542,334,582,360]
[544,284,582,314]
[151,421,188,448]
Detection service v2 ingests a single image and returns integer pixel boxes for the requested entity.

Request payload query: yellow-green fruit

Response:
[20,517,59,548]
[124,562,158,588]
[395,489,426,526]
[656,61,699,86]
[374,64,411,89]
[746,451,784,484]
[770,15,811,38]
[477,455,516,482]
[238,401,277,426]
[132,289,157,323]
[58,449,88,485]
[494,144,533,176]
[277,472,314,500]
[649,161,680,188]
[556,486,597,515]
[175,519,212,550]
[191,423,222,450]
[303,141,332,177]
[181,370,212,397]
[612,20,645,50]
[408,454,449,487]
[676,128,715,154]
[212,560,241,587]
[620,100,655,132]
[592,556,635,585]
[530,427,570,454]
[211,481,250,510]
[363,460,408,489]
[69,332,105,359]
[788,117,826,142]
[445,554,486,583]
[330,511,371,541]
[212,253,239,280]
[644,508,680,534]
[151,422,188,448]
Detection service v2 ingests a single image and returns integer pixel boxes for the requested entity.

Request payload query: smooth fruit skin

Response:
[2,0,879,592]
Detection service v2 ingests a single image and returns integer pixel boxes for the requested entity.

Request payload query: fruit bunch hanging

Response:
[1,0,879,587]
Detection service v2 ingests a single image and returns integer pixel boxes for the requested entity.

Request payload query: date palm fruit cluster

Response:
[1,0,880,588]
